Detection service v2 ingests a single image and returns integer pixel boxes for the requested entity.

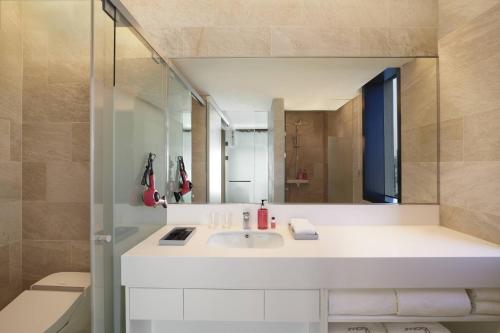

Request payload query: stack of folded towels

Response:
[329,322,386,333]
[329,289,397,316]
[395,289,471,317]
[330,322,450,333]
[289,218,318,240]
[467,288,500,315]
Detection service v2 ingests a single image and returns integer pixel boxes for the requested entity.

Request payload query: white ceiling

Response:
[173,57,413,126]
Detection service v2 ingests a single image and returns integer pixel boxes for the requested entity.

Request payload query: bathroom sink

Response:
[207,231,284,249]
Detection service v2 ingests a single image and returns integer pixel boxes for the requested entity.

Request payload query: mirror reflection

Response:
[166,57,438,205]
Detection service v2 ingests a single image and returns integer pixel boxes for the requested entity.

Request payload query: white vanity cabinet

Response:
[265,290,320,322]
[126,287,320,332]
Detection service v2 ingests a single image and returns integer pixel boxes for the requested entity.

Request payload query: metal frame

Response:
[108,0,205,106]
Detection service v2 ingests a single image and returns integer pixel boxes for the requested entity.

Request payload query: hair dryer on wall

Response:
[141,152,167,208]
[173,156,193,203]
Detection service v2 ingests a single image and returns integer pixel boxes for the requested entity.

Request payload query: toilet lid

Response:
[31,272,91,293]
[0,290,82,333]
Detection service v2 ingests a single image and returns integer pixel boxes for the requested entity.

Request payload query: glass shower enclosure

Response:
[91,1,180,331]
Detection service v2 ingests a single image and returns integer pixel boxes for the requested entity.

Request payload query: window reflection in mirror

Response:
[170,58,438,205]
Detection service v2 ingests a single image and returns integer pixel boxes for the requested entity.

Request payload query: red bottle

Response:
[258,199,268,229]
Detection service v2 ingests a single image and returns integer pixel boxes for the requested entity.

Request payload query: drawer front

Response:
[129,288,183,320]
[184,289,264,321]
[265,290,320,322]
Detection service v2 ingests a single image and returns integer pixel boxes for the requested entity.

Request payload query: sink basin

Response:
[207,231,284,249]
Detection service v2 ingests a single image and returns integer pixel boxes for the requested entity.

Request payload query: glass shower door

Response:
[91,2,167,332]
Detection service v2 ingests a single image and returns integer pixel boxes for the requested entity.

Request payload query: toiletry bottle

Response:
[258,199,268,229]
[271,216,276,229]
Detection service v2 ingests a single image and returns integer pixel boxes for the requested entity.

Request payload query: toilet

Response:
[0,272,91,333]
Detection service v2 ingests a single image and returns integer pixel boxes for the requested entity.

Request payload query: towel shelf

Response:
[328,314,500,323]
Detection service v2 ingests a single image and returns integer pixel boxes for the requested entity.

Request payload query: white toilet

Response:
[0,272,91,333]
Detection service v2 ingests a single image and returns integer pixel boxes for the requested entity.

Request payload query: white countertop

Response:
[124,224,500,258]
[121,225,500,289]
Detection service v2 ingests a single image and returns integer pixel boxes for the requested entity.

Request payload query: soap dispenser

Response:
[258,199,268,230]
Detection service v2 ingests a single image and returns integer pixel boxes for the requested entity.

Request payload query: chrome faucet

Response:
[242,211,250,230]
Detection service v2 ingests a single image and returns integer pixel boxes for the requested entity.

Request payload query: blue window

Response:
[363,68,400,203]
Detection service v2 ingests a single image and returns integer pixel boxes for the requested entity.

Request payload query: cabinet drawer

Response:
[265,290,320,322]
[184,289,264,321]
[129,288,183,320]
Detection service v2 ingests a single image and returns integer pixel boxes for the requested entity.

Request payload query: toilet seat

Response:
[31,272,91,293]
[0,290,82,333]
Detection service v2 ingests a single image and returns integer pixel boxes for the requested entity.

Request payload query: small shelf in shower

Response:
[286,179,310,187]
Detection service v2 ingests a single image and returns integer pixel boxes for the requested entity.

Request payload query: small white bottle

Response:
[271,216,277,229]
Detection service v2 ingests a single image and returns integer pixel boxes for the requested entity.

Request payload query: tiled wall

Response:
[191,97,207,203]
[20,1,91,289]
[326,97,364,203]
[0,1,23,309]
[285,111,327,203]
[284,97,362,204]
[121,0,438,58]
[269,98,285,203]
[401,58,438,204]
[439,1,500,244]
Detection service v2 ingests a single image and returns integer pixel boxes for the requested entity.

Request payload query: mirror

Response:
[167,57,438,205]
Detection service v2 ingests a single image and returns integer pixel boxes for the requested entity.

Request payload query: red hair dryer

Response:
[141,153,167,208]
[173,156,193,203]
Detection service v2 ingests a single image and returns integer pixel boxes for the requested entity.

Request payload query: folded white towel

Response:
[468,288,500,302]
[329,289,397,315]
[329,323,387,333]
[396,289,471,317]
[471,301,500,315]
[384,322,450,333]
[290,218,317,235]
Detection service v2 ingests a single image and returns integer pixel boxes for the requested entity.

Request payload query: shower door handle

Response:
[94,234,112,243]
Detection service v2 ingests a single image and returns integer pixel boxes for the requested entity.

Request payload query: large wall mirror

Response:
[166,57,438,205]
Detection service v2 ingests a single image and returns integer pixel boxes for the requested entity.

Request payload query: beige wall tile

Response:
[47,83,90,122]
[9,242,22,291]
[181,28,212,57]
[215,0,305,27]
[9,121,21,162]
[402,162,438,204]
[70,240,90,272]
[402,124,438,163]
[441,204,500,245]
[22,240,71,288]
[389,27,437,56]
[22,162,46,201]
[461,162,500,216]
[123,0,438,59]
[72,122,90,162]
[23,202,90,241]
[439,3,500,243]
[438,0,500,38]
[22,66,50,123]
[440,118,463,162]
[22,122,72,162]
[0,245,8,286]
[440,162,467,208]
[303,0,390,28]
[360,28,391,56]
[0,119,10,160]
[389,0,438,27]
[463,109,500,161]
[0,201,22,244]
[46,162,89,203]
[205,27,271,57]
[272,27,360,56]
[0,161,21,201]
[0,7,23,125]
